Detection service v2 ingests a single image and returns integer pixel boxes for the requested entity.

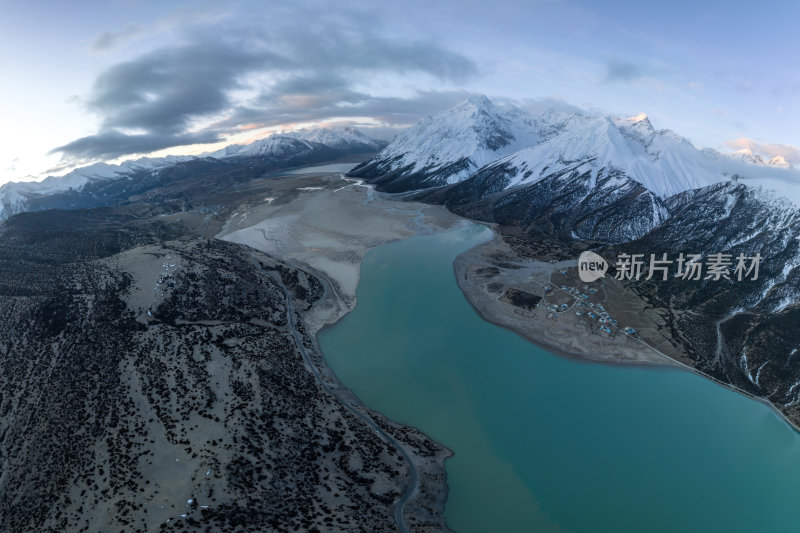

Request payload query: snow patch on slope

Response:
[215,127,384,158]
[477,110,800,204]
[372,95,553,185]
[0,155,194,220]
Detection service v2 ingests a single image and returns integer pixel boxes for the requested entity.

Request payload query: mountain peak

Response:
[221,127,384,158]
[453,94,495,114]
[768,155,792,169]
[624,112,655,132]
[351,96,543,189]
[731,148,766,165]
[289,126,384,150]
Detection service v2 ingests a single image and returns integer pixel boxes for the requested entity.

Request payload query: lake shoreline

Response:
[452,226,800,435]
[220,170,800,532]
[312,217,800,532]
[300,258,458,533]
[218,172,463,531]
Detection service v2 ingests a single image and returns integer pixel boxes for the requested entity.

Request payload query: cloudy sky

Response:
[2,0,799,183]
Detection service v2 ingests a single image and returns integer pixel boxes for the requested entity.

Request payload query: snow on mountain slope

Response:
[233,134,317,158]
[606,114,800,200]
[372,96,800,243]
[379,95,542,174]
[768,155,792,169]
[355,96,800,206]
[439,146,672,242]
[222,127,384,159]
[660,181,800,315]
[348,95,571,191]
[730,148,766,166]
[439,113,702,206]
[452,107,800,205]
[599,179,800,413]
[473,113,732,200]
[0,155,193,221]
[287,126,385,151]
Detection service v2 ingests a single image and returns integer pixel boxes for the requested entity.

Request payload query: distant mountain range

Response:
[0,127,386,221]
[730,148,791,168]
[205,126,385,159]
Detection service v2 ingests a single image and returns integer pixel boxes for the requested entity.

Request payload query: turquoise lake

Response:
[317,222,800,533]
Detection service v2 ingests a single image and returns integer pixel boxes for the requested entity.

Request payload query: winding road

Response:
[248,249,419,533]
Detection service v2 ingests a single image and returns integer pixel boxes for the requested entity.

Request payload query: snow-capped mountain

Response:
[768,155,792,169]
[349,95,570,192]
[440,113,800,240]
[466,112,724,199]
[218,127,385,159]
[730,148,766,166]
[288,126,385,151]
[0,156,193,221]
[233,134,321,158]
[357,96,800,200]
[354,95,800,241]
[727,149,793,170]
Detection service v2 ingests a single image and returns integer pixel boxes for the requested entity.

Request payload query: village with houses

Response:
[499,266,640,341]
[454,234,681,367]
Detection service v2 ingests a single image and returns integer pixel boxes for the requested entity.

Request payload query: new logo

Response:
[578,251,608,282]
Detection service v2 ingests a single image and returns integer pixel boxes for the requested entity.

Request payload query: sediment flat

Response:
[452,230,686,367]
[217,171,463,530]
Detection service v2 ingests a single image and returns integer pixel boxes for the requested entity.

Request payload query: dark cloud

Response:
[217,88,473,131]
[88,41,276,135]
[52,131,221,161]
[215,91,470,131]
[604,59,645,82]
[54,11,479,163]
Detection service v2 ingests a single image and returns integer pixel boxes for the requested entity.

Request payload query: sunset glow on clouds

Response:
[724,138,800,166]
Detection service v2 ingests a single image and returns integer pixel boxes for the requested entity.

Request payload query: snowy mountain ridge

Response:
[204,126,385,159]
[0,155,194,220]
[287,126,385,151]
[0,127,385,221]
[348,95,579,191]
[351,95,800,205]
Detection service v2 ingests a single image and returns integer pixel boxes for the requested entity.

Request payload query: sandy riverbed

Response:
[218,174,462,332]
[217,172,463,529]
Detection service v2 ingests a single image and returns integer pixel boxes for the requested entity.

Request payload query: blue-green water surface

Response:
[318,223,800,533]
